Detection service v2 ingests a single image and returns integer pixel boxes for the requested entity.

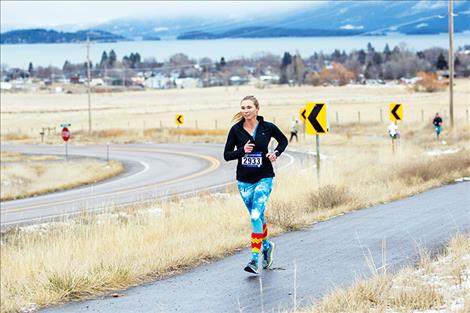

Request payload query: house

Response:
[145,74,173,89]
[174,77,201,89]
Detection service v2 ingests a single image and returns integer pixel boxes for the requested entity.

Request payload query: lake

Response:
[1,33,469,69]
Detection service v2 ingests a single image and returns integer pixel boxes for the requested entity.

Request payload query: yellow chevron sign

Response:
[305,102,328,135]
[299,107,307,121]
[389,103,403,122]
[175,114,184,125]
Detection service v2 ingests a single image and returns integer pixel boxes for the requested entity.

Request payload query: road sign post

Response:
[305,102,328,185]
[389,104,402,155]
[175,114,184,143]
[315,134,320,183]
[61,126,71,160]
[389,103,403,122]
[300,107,307,141]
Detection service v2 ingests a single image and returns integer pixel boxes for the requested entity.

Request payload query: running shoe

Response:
[262,241,275,269]
[244,259,259,274]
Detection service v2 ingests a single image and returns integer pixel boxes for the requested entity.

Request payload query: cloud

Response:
[1,1,316,29]
[340,24,364,30]
[153,27,169,33]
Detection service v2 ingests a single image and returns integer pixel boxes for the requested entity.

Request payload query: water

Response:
[1,33,469,69]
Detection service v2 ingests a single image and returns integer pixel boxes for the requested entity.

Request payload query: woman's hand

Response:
[244,140,255,153]
[266,151,278,162]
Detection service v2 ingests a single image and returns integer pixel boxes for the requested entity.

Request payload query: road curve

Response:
[40,181,470,313]
[1,143,303,228]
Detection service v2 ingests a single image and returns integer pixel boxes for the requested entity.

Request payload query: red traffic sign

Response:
[61,127,70,142]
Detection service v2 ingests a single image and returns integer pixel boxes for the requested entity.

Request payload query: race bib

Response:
[241,152,262,168]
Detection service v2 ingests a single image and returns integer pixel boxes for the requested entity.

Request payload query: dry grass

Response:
[1,82,469,312]
[1,132,469,312]
[1,79,468,144]
[168,127,227,137]
[412,71,448,93]
[2,133,31,141]
[0,151,61,162]
[296,233,470,313]
[1,158,124,201]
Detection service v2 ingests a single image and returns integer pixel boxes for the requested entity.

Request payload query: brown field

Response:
[1,124,469,312]
[1,152,124,201]
[1,82,469,312]
[1,80,469,144]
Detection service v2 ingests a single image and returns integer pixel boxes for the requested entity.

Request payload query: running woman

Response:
[224,95,288,274]
[433,112,443,140]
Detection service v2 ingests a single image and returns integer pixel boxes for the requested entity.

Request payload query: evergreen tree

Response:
[372,52,382,66]
[436,53,448,70]
[100,51,108,67]
[62,60,71,72]
[331,49,341,62]
[358,49,366,65]
[281,52,292,68]
[383,44,392,61]
[28,62,34,75]
[341,50,347,63]
[280,52,292,84]
[134,53,141,65]
[109,50,117,67]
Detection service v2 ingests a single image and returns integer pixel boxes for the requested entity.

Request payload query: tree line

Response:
[3,42,469,87]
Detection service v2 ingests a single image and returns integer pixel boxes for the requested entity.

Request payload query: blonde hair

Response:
[232,95,260,123]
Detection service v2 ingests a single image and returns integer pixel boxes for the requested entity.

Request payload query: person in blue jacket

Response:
[433,112,443,140]
[224,95,288,274]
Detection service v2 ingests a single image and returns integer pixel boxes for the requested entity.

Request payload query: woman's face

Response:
[240,100,259,121]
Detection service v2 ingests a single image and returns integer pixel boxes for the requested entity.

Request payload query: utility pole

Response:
[449,0,454,128]
[86,37,92,133]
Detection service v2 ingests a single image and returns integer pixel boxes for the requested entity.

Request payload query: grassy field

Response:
[1,123,469,312]
[0,152,123,201]
[1,79,469,144]
[292,233,470,313]
[1,82,469,312]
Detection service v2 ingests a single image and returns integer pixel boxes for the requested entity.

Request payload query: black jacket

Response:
[224,116,288,183]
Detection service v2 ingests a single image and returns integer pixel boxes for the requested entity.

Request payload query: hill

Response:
[0,29,129,44]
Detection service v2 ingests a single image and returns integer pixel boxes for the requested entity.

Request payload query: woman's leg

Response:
[238,181,259,262]
[252,178,273,252]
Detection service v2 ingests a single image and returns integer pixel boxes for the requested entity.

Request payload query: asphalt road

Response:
[40,181,470,313]
[0,143,302,228]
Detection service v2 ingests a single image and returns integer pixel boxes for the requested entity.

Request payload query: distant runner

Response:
[289,119,299,143]
[433,112,443,140]
[388,121,399,140]
[224,95,288,274]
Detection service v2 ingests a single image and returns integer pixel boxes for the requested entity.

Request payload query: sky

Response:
[1,1,317,31]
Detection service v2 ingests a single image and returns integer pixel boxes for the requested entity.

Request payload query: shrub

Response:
[307,184,352,212]
[413,72,447,92]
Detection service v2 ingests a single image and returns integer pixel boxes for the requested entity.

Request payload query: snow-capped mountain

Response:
[92,0,470,39]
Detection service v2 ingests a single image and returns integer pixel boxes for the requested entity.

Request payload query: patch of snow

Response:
[340,24,364,30]
[426,148,460,156]
[145,208,162,215]
[153,27,169,32]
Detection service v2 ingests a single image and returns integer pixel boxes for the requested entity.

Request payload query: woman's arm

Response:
[272,124,288,157]
[224,127,244,161]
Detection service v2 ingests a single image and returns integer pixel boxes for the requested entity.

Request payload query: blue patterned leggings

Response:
[237,177,273,258]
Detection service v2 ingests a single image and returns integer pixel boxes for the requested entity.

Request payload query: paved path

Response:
[41,181,470,313]
[1,143,301,228]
